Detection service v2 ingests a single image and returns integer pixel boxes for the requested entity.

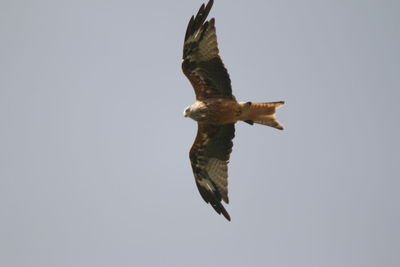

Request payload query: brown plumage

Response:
[182,0,284,221]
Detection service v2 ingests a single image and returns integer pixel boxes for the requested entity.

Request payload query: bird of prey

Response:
[182,0,284,221]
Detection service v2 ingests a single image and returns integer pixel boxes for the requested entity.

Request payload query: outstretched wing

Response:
[182,0,233,100]
[190,123,235,221]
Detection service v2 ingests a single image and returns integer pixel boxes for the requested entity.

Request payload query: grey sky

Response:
[1,0,399,266]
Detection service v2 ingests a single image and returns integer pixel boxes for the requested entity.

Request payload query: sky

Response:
[1,0,399,266]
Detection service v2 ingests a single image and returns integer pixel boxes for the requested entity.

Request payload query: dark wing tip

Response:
[220,206,231,221]
[195,178,231,221]
[184,0,214,42]
[209,194,231,221]
[204,0,214,16]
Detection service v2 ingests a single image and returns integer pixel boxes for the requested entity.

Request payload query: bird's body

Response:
[182,0,285,221]
[184,99,241,125]
[185,99,285,127]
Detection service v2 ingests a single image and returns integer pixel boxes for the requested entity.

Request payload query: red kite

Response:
[182,0,284,221]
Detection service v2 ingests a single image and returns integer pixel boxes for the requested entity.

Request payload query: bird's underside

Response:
[182,0,285,221]
[185,98,285,128]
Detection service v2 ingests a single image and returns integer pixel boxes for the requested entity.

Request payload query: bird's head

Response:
[183,106,191,117]
[183,101,206,120]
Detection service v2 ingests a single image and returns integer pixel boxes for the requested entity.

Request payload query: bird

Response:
[182,0,284,221]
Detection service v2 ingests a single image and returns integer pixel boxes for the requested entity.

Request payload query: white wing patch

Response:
[205,157,229,203]
[185,19,219,62]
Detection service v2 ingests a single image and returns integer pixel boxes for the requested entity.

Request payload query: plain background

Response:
[1,0,399,266]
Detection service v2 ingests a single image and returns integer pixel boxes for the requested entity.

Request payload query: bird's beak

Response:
[183,110,188,117]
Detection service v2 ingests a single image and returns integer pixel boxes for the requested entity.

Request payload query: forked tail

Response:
[240,101,285,130]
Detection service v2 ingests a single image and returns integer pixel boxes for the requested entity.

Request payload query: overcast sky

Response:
[1,0,399,266]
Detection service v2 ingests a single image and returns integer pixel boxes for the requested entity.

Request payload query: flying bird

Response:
[182,0,284,221]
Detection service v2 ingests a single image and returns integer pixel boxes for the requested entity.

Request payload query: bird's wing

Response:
[190,123,235,221]
[182,0,234,100]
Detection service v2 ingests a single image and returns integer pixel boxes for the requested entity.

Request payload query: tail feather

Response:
[240,101,285,130]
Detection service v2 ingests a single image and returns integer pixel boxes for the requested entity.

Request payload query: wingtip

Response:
[223,211,231,221]
[214,203,231,221]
